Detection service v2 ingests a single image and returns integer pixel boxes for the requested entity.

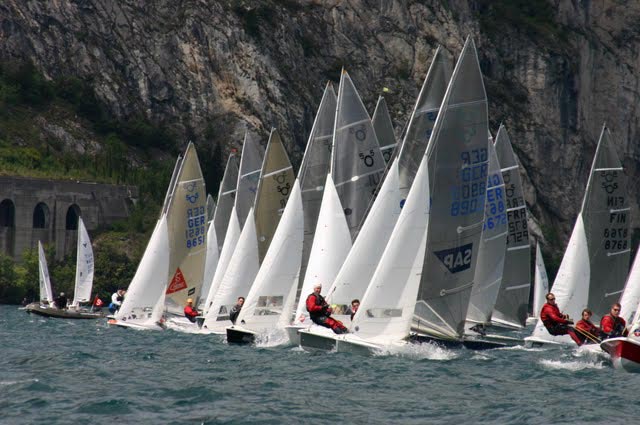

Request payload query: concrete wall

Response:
[0,176,138,260]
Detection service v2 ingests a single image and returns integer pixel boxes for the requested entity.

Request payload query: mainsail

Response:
[529,124,630,344]
[254,129,295,263]
[372,96,397,163]
[331,70,386,239]
[235,132,265,229]
[413,37,489,339]
[212,153,239,253]
[531,242,550,319]
[71,217,94,307]
[465,141,508,325]
[164,143,208,315]
[198,208,219,311]
[492,125,531,328]
[37,241,54,303]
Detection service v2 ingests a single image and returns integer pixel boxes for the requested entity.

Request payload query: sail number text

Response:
[185,206,206,249]
[451,148,488,216]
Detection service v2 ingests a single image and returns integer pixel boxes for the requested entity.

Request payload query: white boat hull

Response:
[600,337,640,372]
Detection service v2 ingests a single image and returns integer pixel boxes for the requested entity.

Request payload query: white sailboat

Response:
[526,124,630,346]
[372,96,397,163]
[198,206,219,312]
[235,132,265,229]
[492,125,531,329]
[226,180,304,343]
[526,242,550,325]
[212,153,239,254]
[38,241,54,305]
[69,217,95,308]
[108,216,171,330]
[619,249,640,325]
[285,174,352,343]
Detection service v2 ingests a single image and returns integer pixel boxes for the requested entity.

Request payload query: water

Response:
[1,305,637,425]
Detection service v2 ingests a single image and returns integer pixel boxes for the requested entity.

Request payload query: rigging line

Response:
[607,249,630,257]
[240,169,261,178]
[335,118,372,132]
[594,167,623,172]
[500,164,519,172]
[505,283,530,291]
[507,245,529,252]
[609,207,630,213]
[262,166,293,178]
[604,289,624,297]
[457,220,483,233]
[439,281,474,296]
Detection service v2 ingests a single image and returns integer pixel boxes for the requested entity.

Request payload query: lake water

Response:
[0,305,637,424]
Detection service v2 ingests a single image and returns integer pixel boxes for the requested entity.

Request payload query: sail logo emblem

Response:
[186,192,199,204]
[434,243,473,273]
[166,268,188,294]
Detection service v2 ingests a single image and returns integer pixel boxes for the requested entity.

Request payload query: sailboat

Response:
[198,197,219,312]
[212,152,239,254]
[492,125,531,329]
[526,124,630,346]
[26,218,101,319]
[226,180,304,344]
[372,96,397,163]
[526,242,550,325]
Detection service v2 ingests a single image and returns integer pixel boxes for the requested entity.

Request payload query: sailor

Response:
[573,308,602,345]
[109,288,125,314]
[306,283,348,334]
[229,297,244,324]
[540,293,580,344]
[600,303,628,339]
[183,298,200,323]
[348,299,360,321]
[55,292,68,310]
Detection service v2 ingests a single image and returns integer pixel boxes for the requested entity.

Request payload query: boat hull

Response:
[26,304,103,319]
[106,318,165,331]
[411,332,507,350]
[284,325,304,345]
[600,337,640,372]
[226,326,256,344]
[299,329,337,351]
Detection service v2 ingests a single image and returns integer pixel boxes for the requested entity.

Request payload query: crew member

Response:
[229,297,244,324]
[109,288,125,314]
[349,299,360,321]
[184,298,200,323]
[600,303,628,339]
[306,283,348,334]
[573,308,602,345]
[540,293,580,345]
[55,292,68,310]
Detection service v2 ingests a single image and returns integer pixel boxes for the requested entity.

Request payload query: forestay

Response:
[372,96,397,164]
[298,82,337,303]
[331,70,386,240]
[115,216,170,328]
[71,217,95,307]
[493,125,530,328]
[351,153,430,344]
[530,125,630,343]
[164,143,208,315]
[235,180,304,331]
[413,37,489,339]
[235,132,265,229]
[292,174,352,325]
[326,159,401,325]
[38,241,54,303]
[466,141,508,325]
[532,242,550,319]
[212,153,239,254]
[254,129,295,263]
[202,209,260,333]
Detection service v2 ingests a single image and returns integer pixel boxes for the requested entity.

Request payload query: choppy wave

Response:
[538,359,605,371]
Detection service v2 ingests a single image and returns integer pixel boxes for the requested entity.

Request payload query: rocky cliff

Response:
[2,0,640,267]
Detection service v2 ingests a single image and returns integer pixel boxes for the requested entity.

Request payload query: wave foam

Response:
[539,359,605,371]
[378,341,459,361]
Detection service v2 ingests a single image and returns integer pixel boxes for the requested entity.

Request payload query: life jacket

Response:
[306,293,328,322]
[602,314,626,337]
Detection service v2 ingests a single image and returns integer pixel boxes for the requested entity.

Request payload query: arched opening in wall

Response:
[66,204,81,230]
[0,199,15,227]
[33,202,50,229]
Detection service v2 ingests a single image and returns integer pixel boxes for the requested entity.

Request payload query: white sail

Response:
[235,132,265,228]
[71,217,94,307]
[293,174,352,325]
[254,129,295,263]
[326,159,401,324]
[413,37,489,339]
[532,242,550,319]
[465,141,508,325]
[38,241,54,303]
[202,209,260,333]
[331,70,386,239]
[493,124,530,328]
[372,96,397,163]
[619,249,640,325]
[529,124,629,344]
[351,154,430,344]
[213,153,239,253]
[164,143,208,315]
[202,208,241,316]
[235,180,304,331]
[198,218,219,311]
[397,45,451,202]
[115,216,170,328]
[299,82,337,293]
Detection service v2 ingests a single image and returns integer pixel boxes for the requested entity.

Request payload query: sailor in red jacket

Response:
[306,283,348,334]
[573,308,603,345]
[600,303,628,339]
[540,293,580,345]
[184,298,200,323]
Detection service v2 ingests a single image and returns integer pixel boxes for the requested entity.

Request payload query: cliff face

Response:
[2,0,640,261]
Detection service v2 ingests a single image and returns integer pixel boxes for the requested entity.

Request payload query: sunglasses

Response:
[613,308,620,312]
[547,298,555,301]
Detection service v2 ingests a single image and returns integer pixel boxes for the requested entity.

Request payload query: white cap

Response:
[313,283,322,289]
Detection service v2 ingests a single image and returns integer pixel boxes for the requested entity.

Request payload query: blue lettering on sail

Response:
[434,243,473,273]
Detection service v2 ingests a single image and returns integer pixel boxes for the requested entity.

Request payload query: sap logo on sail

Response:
[434,243,473,273]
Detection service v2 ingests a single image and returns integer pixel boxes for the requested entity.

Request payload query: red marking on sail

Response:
[166,268,188,294]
